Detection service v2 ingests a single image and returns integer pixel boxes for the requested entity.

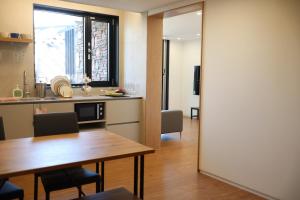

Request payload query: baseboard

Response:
[200,170,279,200]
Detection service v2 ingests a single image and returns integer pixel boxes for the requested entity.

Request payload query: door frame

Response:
[145,1,204,172]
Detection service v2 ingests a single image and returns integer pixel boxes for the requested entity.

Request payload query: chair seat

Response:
[65,167,101,186]
[40,167,101,192]
[0,181,24,200]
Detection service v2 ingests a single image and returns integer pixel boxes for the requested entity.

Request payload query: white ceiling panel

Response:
[63,0,185,12]
[163,11,202,41]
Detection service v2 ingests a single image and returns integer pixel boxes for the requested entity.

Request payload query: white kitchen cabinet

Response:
[34,102,74,113]
[0,98,143,141]
[105,99,143,143]
[0,104,34,139]
[106,99,141,124]
[106,122,141,142]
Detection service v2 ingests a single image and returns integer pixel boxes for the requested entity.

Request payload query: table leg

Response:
[96,162,99,174]
[134,156,138,196]
[34,174,38,200]
[140,155,144,199]
[101,161,105,192]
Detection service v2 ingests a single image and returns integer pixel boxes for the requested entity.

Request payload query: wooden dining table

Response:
[0,130,154,199]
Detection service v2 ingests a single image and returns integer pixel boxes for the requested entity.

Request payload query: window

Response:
[34,5,119,87]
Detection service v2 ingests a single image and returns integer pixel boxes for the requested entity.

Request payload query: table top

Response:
[0,130,154,178]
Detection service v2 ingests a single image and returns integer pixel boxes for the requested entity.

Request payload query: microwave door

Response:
[75,103,97,122]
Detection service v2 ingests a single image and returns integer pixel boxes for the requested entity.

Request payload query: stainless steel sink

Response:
[20,97,42,101]
[19,97,58,102]
[43,97,58,100]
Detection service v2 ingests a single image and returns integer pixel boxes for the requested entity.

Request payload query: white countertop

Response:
[0,95,142,105]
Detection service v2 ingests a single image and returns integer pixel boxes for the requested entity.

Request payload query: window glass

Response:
[34,10,84,84]
[34,6,118,87]
[91,21,109,81]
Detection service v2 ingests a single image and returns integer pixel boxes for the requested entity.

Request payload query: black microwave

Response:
[74,102,105,123]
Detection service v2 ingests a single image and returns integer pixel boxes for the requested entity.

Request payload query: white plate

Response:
[59,85,73,98]
[51,76,71,95]
[54,80,70,95]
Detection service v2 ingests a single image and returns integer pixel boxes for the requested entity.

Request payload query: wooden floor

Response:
[11,117,264,200]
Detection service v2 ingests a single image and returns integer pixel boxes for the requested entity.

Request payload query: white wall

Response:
[200,0,300,199]
[169,39,201,116]
[123,12,147,98]
[169,41,184,110]
[181,39,201,116]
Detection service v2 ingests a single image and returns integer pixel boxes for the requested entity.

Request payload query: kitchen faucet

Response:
[23,70,31,97]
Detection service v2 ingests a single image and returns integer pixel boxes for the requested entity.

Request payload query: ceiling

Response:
[63,0,185,12]
[163,11,202,41]
[62,0,202,40]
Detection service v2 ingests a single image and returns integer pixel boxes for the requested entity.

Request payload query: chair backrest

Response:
[161,110,183,134]
[0,179,6,190]
[33,112,79,137]
[0,117,6,188]
[0,116,5,140]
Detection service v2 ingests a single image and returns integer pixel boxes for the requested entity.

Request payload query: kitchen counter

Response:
[0,95,142,105]
[0,96,143,142]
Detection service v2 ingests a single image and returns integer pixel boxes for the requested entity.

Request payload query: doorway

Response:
[145,3,204,154]
[162,11,202,118]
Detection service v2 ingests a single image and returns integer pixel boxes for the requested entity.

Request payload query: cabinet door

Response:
[106,99,141,124]
[106,122,140,142]
[34,102,74,113]
[0,104,34,139]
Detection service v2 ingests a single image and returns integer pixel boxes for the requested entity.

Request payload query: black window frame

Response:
[33,4,119,87]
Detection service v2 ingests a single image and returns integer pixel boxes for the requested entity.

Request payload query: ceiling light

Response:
[196,33,201,36]
[177,37,182,40]
[196,11,202,15]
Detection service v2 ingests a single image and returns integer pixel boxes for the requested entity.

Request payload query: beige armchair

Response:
[161,110,183,139]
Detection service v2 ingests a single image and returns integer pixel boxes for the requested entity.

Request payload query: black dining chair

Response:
[33,112,101,200]
[0,116,24,200]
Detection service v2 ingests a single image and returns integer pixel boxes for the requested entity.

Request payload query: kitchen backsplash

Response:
[0,43,34,97]
[0,43,120,97]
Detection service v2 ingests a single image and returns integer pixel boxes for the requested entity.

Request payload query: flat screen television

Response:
[193,65,200,95]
